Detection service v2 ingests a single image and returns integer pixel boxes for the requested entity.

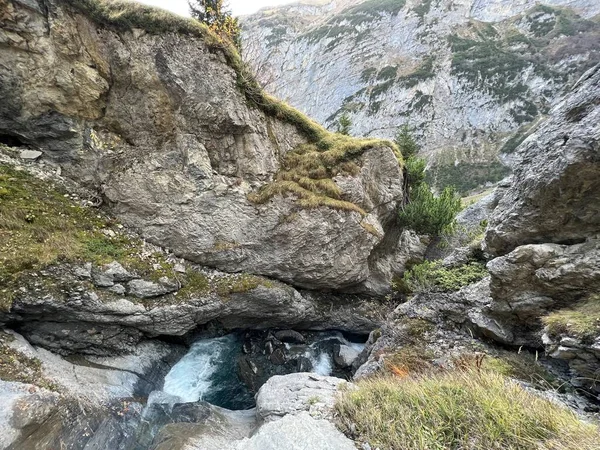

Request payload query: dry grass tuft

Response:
[336,369,599,450]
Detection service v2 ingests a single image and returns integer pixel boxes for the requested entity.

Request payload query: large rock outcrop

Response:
[478,65,600,340]
[3,260,381,356]
[0,0,406,294]
[243,0,600,191]
[485,67,600,255]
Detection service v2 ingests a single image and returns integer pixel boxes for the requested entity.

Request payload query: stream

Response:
[137,330,365,448]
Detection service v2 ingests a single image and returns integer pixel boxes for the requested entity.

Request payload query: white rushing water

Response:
[312,353,333,376]
[157,331,366,410]
[162,335,234,403]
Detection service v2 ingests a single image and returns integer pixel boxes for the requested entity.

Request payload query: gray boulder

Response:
[485,66,600,256]
[233,412,356,450]
[333,344,360,368]
[485,240,600,344]
[127,279,177,299]
[103,261,135,282]
[255,373,352,422]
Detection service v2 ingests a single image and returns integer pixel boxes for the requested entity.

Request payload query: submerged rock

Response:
[273,330,306,344]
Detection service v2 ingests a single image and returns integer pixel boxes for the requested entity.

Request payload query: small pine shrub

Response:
[404,156,426,189]
[394,124,419,159]
[398,183,462,236]
[337,112,352,135]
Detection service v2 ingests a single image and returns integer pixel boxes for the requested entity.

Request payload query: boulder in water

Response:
[273,330,306,344]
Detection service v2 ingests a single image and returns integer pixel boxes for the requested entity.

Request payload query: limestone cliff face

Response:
[243,0,600,192]
[0,0,407,294]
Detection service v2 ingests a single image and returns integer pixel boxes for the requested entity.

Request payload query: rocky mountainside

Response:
[0,0,419,296]
[242,0,600,192]
[1,1,600,449]
[380,64,600,397]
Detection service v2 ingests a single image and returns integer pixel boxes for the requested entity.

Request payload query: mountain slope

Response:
[243,0,600,192]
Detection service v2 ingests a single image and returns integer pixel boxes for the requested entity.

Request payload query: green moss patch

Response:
[0,164,213,310]
[399,260,488,294]
[542,295,600,344]
[336,369,599,450]
[215,273,273,298]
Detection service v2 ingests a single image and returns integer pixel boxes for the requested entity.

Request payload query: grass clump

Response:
[336,369,599,450]
[481,352,560,390]
[542,295,600,343]
[400,260,487,294]
[215,273,273,298]
[0,164,131,307]
[248,134,401,215]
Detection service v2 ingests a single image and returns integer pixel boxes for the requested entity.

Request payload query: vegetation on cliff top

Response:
[63,0,400,214]
[336,369,599,450]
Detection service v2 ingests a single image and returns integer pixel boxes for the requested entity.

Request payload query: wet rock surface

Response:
[236,331,363,394]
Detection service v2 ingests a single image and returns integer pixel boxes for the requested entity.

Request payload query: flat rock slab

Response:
[19,150,42,160]
[256,373,352,422]
[233,411,356,450]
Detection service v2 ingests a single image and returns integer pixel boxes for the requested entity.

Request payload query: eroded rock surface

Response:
[256,373,351,422]
[0,0,407,294]
[485,67,600,255]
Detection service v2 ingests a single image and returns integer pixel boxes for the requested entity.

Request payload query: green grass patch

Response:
[336,369,599,450]
[0,164,213,310]
[400,260,488,294]
[481,351,560,390]
[542,295,600,344]
[215,273,273,298]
